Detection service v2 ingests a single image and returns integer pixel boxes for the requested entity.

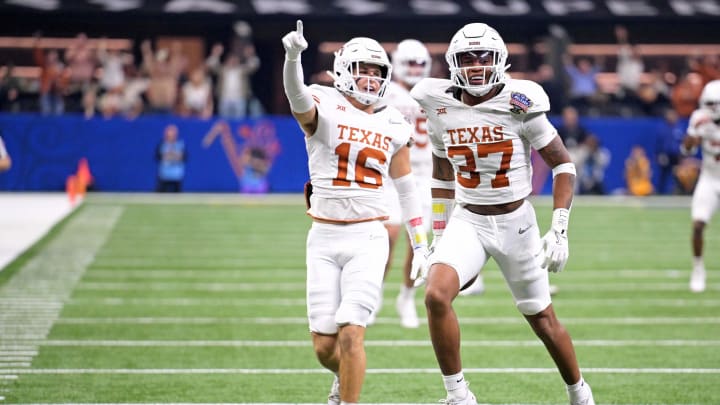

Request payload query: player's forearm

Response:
[283,57,313,114]
[394,173,428,250]
[551,170,575,210]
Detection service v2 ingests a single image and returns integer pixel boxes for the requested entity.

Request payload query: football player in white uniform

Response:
[682,79,720,293]
[410,23,595,405]
[375,39,435,328]
[282,21,429,405]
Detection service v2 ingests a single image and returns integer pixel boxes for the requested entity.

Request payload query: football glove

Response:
[282,20,308,61]
[540,208,570,273]
[410,245,430,287]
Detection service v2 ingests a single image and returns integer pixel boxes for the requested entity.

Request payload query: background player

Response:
[376,39,434,328]
[682,79,720,293]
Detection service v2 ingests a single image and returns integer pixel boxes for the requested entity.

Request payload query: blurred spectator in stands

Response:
[155,124,186,192]
[564,54,604,115]
[65,33,97,112]
[120,56,148,119]
[179,67,213,119]
[535,63,566,115]
[97,38,130,93]
[689,54,720,86]
[34,34,69,115]
[206,40,262,119]
[207,21,264,118]
[81,85,99,118]
[0,64,22,113]
[614,25,644,115]
[671,71,704,118]
[655,109,685,194]
[625,145,654,196]
[635,68,672,116]
[576,134,611,195]
[141,40,181,114]
[95,38,132,119]
[542,24,571,92]
[0,134,10,173]
[557,106,588,153]
[557,106,590,192]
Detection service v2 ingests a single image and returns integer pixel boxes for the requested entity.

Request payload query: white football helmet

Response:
[392,39,432,86]
[700,79,720,120]
[445,23,510,96]
[329,37,392,105]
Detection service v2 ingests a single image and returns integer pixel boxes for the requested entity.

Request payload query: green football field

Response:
[0,194,718,405]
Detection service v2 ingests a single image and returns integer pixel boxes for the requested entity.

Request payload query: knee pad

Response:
[335,300,373,328]
[308,312,339,335]
[516,298,551,316]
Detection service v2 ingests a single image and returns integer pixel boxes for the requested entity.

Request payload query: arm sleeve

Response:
[522,113,558,150]
[283,57,314,114]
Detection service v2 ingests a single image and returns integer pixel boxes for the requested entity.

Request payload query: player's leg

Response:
[493,202,594,405]
[334,220,388,403]
[306,222,344,403]
[425,209,486,403]
[689,176,717,292]
[691,219,707,292]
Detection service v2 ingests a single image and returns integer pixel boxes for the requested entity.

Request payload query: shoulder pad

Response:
[410,78,453,105]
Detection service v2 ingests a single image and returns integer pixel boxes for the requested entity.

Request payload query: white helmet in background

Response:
[329,37,392,105]
[392,39,432,86]
[700,79,720,120]
[445,23,510,97]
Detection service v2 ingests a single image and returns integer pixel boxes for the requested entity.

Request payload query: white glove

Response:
[540,208,570,273]
[410,245,430,287]
[281,20,308,61]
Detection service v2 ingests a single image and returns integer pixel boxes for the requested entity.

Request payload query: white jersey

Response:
[688,108,720,179]
[305,85,413,222]
[411,78,556,206]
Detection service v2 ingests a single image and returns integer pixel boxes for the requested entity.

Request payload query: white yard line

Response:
[0,367,717,375]
[65,297,720,307]
[51,316,720,325]
[7,403,702,405]
[24,339,720,347]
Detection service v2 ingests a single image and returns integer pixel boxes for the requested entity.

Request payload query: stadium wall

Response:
[0,114,681,194]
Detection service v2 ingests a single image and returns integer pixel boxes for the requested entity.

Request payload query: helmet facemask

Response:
[445,23,510,97]
[328,37,393,105]
[448,50,507,96]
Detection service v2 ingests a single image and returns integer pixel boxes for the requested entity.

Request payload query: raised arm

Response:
[281,20,318,136]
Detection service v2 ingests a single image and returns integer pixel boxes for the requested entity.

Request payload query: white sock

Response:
[567,377,589,401]
[399,284,415,300]
[693,256,705,271]
[443,372,468,399]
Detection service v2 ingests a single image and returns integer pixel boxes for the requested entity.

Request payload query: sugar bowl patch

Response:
[509,92,533,114]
